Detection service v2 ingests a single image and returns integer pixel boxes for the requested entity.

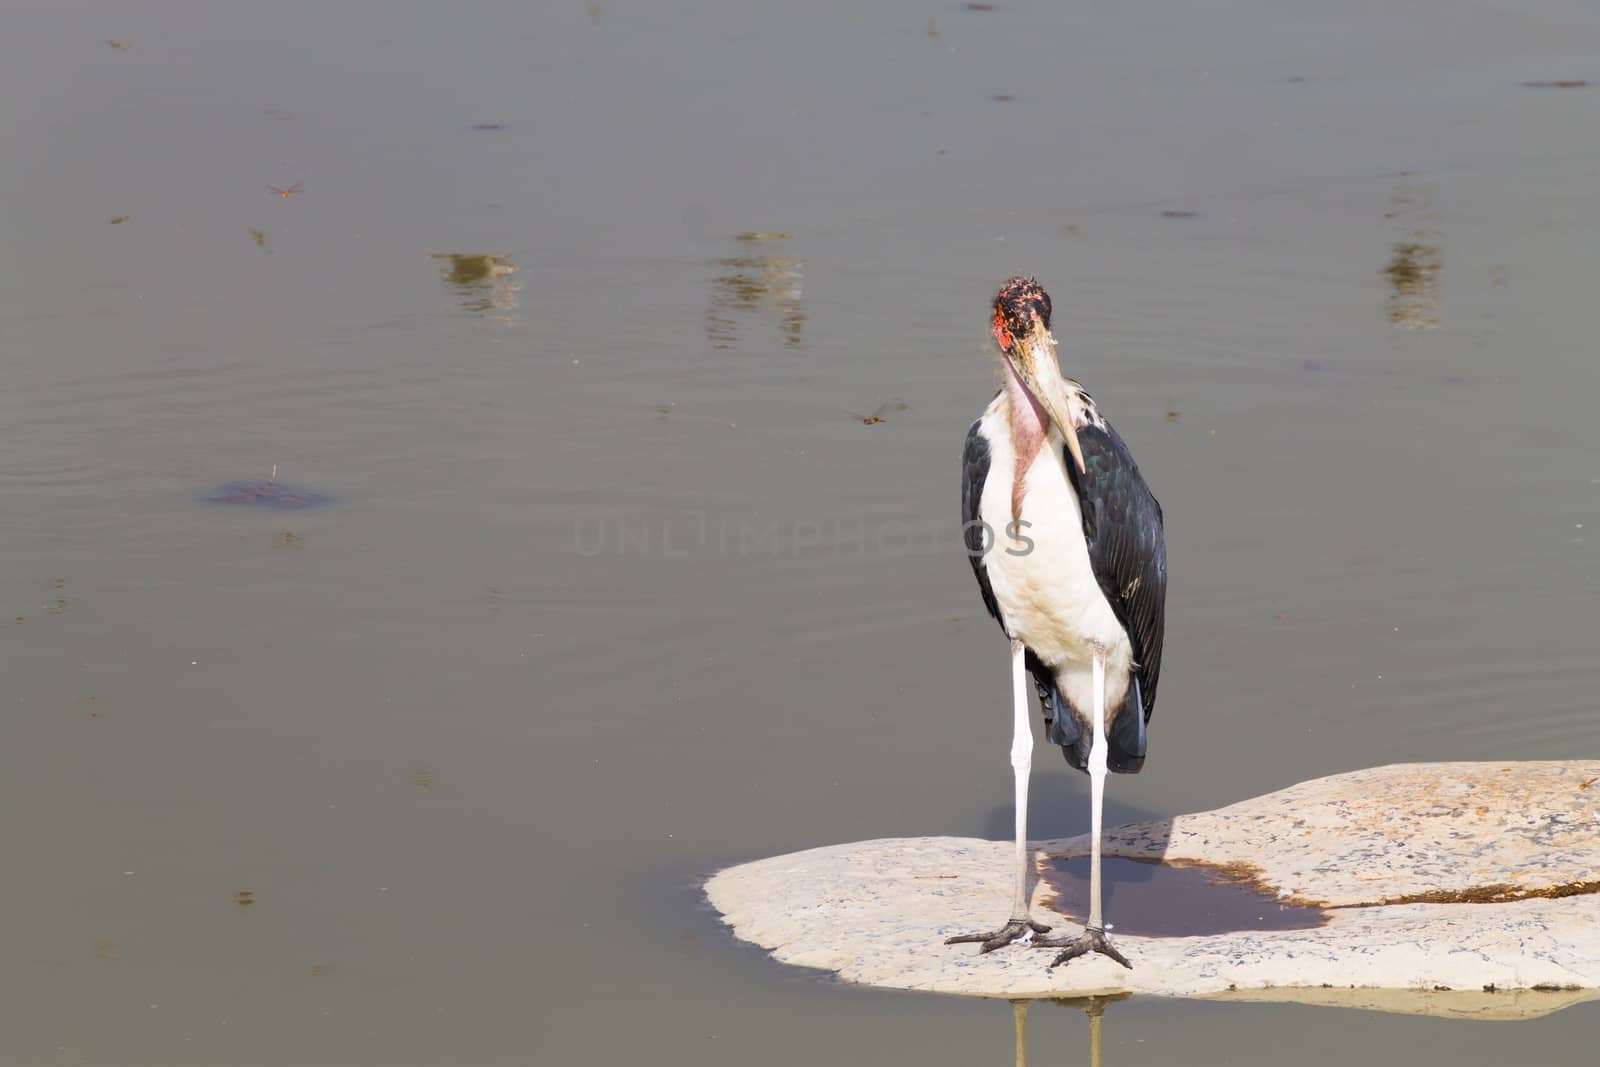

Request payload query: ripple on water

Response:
[203,480,332,510]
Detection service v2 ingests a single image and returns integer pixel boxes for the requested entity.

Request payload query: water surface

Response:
[3,1,1598,1063]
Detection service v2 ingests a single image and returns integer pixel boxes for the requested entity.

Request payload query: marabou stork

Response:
[947,276,1167,968]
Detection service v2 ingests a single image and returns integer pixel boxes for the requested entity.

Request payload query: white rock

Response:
[705,762,1600,1015]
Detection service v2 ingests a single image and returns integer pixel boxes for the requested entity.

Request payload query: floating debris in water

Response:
[107,40,130,50]
[109,215,130,225]
[1384,240,1443,330]
[1160,210,1198,219]
[235,890,255,909]
[258,109,295,121]
[992,94,1015,102]
[278,530,301,544]
[470,123,506,131]
[735,231,790,242]
[204,481,331,510]
[965,2,997,10]
[245,226,270,252]
[429,253,522,319]
[430,253,513,285]
[927,17,939,39]
[1520,80,1588,89]
[1382,179,1443,329]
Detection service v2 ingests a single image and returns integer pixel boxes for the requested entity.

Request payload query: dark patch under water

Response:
[204,481,331,510]
[1038,856,1329,937]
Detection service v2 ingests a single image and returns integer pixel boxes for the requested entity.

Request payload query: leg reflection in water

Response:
[1010,994,1128,1067]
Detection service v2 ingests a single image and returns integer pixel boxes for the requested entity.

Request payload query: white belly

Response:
[975,402,1133,720]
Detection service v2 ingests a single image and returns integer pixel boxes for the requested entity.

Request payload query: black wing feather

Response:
[962,416,1083,750]
[1065,417,1167,723]
[961,418,1003,625]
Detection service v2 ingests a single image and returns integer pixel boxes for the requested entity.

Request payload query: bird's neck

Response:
[1004,361,1050,521]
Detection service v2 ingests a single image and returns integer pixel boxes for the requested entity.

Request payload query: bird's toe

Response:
[1035,927,1132,969]
[944,917,1053,953]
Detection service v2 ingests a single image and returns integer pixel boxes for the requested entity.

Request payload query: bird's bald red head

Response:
[992,275,1052,353]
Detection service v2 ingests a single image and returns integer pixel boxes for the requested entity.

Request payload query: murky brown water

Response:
[1037,857,1328,936]
[4,0,1599,1063]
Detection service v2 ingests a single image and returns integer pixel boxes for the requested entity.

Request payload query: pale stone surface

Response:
[705,762,1600,1008]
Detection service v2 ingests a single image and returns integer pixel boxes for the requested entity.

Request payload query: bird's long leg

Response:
[945,639,1052,951]
[1087,651,1107,933]
[1007,638,1036,920]
[1035,649,1131,968]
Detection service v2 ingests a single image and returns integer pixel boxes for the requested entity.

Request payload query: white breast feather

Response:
[975,397,1133,723]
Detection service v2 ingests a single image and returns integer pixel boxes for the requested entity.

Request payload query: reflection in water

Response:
[705,245,804,350]
[429,253,523,322]
[1011,996,1127,1067]
[1383,183,1442,329]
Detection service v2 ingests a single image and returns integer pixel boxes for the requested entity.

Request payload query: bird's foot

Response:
[1035,926,1132,969]
[944,916,1053,953]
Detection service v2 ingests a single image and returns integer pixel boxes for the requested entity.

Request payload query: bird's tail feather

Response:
[1106,674,1147,774]
[1049,674,1147,775]
[1029,655,1084,758]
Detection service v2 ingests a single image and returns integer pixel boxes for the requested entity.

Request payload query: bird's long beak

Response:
[1006,324,1087,475]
